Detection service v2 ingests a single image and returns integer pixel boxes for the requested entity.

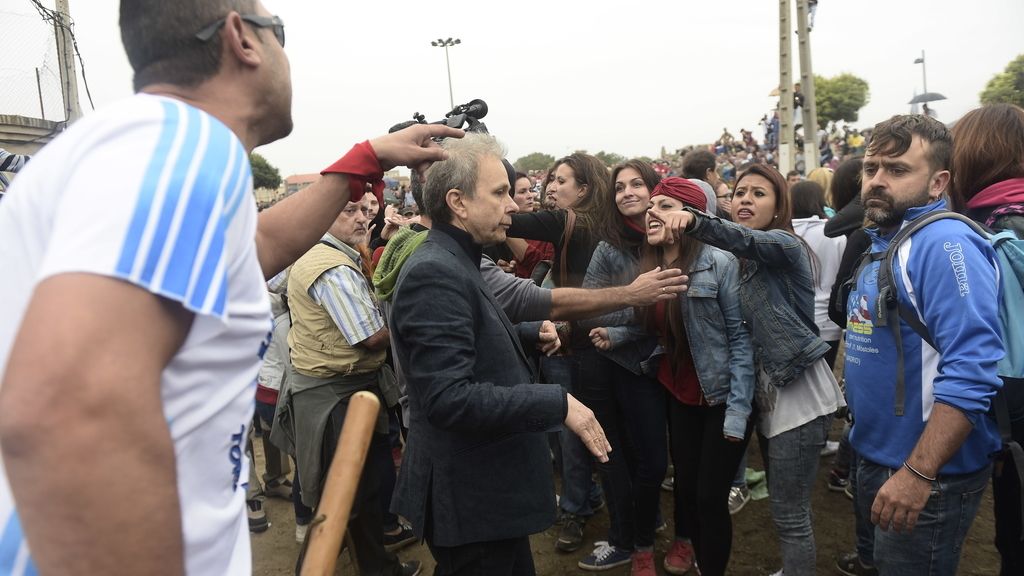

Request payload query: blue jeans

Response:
[542,355,602,517]
[849,450,875,567]
[759,414,830,576]
[856,458,990,576]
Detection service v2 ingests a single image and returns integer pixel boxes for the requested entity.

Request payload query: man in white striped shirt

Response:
[280,200,417,576]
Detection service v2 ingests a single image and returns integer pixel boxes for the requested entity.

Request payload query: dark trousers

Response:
[428,536,535,576]
[576,349,667,550]
[671,401,753,576]
[994,418,1024,576]
[322,400,400,576]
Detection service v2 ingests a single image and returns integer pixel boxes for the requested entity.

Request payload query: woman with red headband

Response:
[636,177,753,576]
[656,165,845,576]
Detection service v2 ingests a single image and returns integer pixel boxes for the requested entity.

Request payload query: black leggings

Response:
[671,401,753,576]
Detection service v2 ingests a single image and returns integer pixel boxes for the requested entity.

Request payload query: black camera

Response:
[389,99,489,137]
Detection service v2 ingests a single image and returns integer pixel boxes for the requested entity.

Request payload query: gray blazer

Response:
[389,228,568,547]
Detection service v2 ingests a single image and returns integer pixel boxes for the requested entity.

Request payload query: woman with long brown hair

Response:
[949,103,1024,576]
[656,163,845,576]
[505,152,619,551]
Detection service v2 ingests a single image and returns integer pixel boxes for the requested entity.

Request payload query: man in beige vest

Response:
[284,200,418,576]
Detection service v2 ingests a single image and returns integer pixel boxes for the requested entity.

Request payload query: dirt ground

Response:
[251,418,1001,576]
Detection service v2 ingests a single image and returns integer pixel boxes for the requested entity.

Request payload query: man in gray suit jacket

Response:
[390,133,610,575]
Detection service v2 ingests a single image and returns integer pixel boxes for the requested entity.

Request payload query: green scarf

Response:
[372,226,429,302]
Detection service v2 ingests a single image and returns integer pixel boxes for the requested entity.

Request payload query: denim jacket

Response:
[687,209,829,387]
[679,245,756,439]
[581,242,755,439]
[579,241,658,375]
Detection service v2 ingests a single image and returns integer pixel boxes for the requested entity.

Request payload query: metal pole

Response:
[778,0,794,175]
[36,68,46,120]
[920,50,928,95]
[445,44,454,110]
[796,0,819,171]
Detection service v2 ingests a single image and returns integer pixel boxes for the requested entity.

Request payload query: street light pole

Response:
[914,50,928,94]
[431,37,461,109]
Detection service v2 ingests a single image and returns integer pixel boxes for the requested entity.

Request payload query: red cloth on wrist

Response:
[321,140,384,204]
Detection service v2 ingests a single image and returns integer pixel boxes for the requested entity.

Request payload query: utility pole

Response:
[777,0,794,174]
[54,0,82,123]
[796,0,819,172]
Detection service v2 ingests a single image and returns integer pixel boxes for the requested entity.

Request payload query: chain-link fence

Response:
[0,2,76,121]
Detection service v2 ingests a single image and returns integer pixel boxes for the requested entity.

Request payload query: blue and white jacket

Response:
[845,199,1004,474]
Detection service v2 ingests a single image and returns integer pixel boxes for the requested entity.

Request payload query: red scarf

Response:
[965,177,1024,209]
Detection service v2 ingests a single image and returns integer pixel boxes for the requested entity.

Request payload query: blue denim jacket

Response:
[579,241,658,376]
[687,209,829,387]
[581,241,755,438]
[679,245,756,439]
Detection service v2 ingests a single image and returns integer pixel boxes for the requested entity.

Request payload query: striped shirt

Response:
[312,234,384,345]
[0,94,270,575]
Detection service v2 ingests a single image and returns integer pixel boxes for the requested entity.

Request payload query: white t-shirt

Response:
[756,357,846,439]
[0,94,270,575]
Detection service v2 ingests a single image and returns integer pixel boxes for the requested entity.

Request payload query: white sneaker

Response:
[820,440,840,457]
[295,522,309,543]
[728,485,751,515]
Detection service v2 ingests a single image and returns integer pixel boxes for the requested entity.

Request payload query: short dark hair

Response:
[681,150,716,180]
[787,170,802,178]
[830,156,863,212]
[120,0,256,91]
[790,181,827,219]
[866,114,951,173]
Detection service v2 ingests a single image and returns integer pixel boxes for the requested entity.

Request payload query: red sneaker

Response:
[631,550,656,576]
[664,539,696,574]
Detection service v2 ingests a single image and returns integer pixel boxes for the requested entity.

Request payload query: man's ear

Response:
[930,169,951,200]
[222,12,262,69]
[446,188,467,219]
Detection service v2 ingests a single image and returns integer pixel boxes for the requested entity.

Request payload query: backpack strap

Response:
[876,210,989,416]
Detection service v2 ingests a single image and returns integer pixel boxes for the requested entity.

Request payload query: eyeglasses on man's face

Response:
[196,14,285,48]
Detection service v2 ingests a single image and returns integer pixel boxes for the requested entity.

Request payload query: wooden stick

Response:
[299,391,381,576]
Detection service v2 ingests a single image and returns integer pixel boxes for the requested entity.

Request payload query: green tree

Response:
[814,73,870,128]
[980,54,1024,108]
[514,152,556,172]
[594,151,627,167]
[250,152,282,190]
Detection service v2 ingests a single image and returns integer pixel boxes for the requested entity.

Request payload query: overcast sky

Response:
[2,0,1022,177]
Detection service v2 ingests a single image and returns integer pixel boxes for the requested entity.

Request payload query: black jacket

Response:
[389,227,568,546]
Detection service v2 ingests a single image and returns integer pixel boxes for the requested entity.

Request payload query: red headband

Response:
[651,177,707,212]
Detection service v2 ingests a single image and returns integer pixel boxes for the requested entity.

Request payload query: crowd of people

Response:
[1,2,1023,576]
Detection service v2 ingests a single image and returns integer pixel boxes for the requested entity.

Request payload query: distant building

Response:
[285,173,319,195]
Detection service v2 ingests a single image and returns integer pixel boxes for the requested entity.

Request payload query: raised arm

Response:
[255,124,463,279]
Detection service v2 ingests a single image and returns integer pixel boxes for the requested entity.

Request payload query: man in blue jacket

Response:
[844,114,1004,575]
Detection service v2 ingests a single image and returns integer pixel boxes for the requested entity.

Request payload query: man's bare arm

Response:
[255,125,463,279]
[549,267,687,321]
[871,403,974,533]
[358,327,391,352]
[0,274,192,575]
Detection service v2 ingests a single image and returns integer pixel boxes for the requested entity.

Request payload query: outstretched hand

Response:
[625,267,688,306]
[370,124,465,179]
[564,394,611,462]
